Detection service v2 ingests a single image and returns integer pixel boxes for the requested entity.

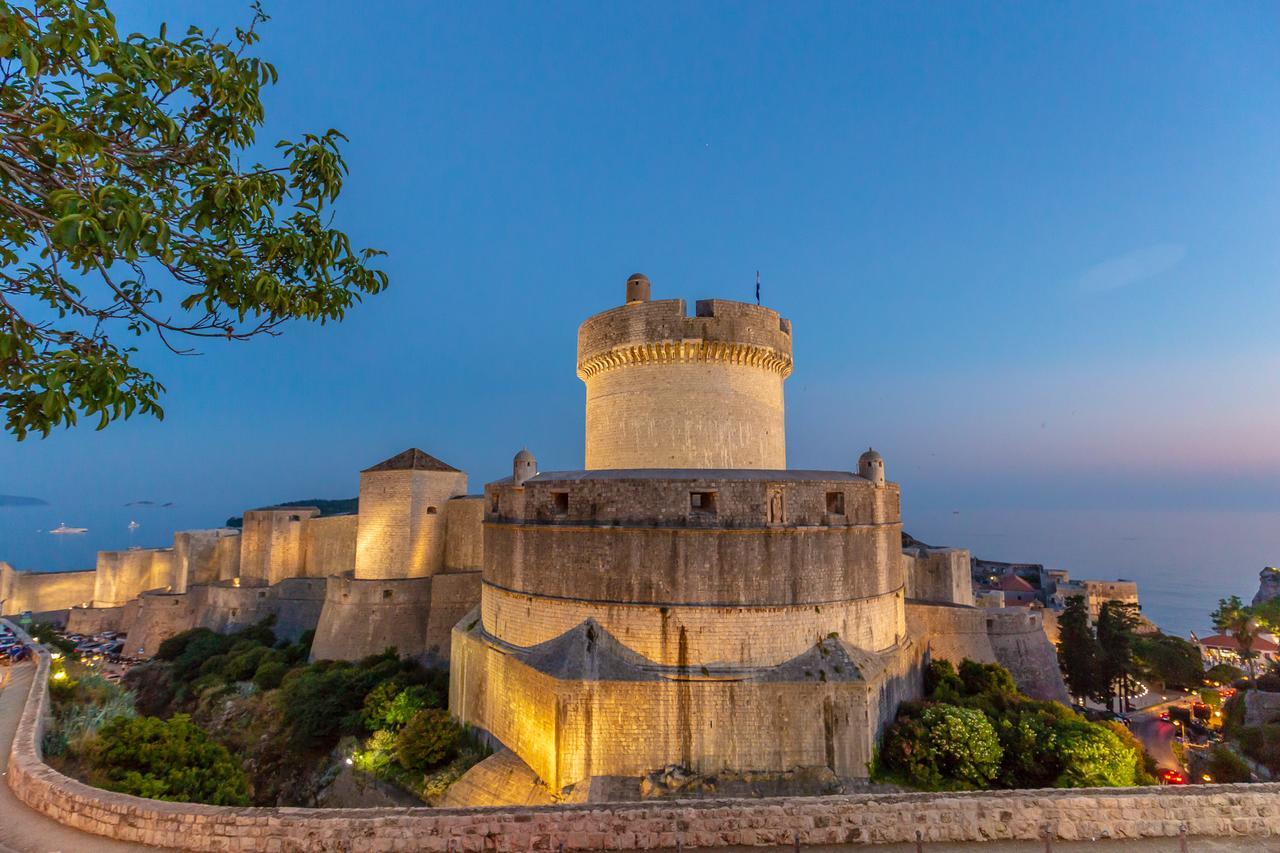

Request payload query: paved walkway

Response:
[0,653,166,851]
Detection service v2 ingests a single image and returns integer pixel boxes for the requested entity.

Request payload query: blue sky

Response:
[3,1,1279,562]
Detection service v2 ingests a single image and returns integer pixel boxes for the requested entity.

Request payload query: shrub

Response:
[1206,663,1245,684]
[225,646,269,682]
[880,704,1002,790]
[253,661,289,692]
[1206,745,1253,783]
[156,627,217,662]
[1053,719,1139,787]
[924,660,965,699]
[363,683,433,732]
[353,729,398,775]
[1222,693,1247,735]
[1237,724,1280,774]
[83,714,250,805]
[48,672,79,702]
[395,709,463,773]
[959,660,1018,697]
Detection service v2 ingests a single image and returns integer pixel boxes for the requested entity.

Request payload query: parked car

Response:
[1158,768,1187,785]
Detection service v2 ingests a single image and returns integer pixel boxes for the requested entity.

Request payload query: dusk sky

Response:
[3,2,1278,615]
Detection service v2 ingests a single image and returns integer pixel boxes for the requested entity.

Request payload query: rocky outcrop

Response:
[1253,567,1280,607]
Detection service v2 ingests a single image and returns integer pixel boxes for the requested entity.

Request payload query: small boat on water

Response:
[49,522,88,535]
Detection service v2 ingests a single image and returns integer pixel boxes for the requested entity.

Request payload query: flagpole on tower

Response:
[755,270,760,306]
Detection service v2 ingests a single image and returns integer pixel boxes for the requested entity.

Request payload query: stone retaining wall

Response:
[6,618,1280,851]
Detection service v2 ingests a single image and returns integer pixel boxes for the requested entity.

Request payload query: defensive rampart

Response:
[0,563,97,616]
[310,570,481,664]
[6,619,1280,851]
[986,608,1071,704]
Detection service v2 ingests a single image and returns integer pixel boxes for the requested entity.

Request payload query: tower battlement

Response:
[576,277,793,470]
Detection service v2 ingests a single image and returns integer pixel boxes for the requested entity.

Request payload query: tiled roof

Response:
[362,448,460,473]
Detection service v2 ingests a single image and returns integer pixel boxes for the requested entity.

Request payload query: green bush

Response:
[1053,719,1139,787]
[395,709,463,773]
[253,661,289,692]
[959,660,1018,697]
[878,658,1155,791]
[1222,693,1247,735]
[363,683,434,732]
[224,646,269,682]
[1206,663,1245,684]
[83,714,250,805]
[48,672,79,702]
[1237,724,1280,774]
[1206,745,1253,783]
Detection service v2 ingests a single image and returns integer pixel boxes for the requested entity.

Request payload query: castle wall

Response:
[311,573,433,661]
[451,618,920,790]
[65,604,128,636]
[190,578,326,641]
[124,591,197,657]
[577,298,792,470]
[904,601,998,666]
[903,547,973,606]
[485,522,902,608]
[444,497,484,570]
[355,470,468,579]
[92,548,176,607]
[173,529,241,592]
[483,582,906,667]
[0,565,97,616]
[239,508,318,584]
[301,514,358,576]
[986,608,1070,703]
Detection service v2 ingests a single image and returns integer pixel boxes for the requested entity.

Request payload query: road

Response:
[1131,704,1181,771]
[0,638,166,851]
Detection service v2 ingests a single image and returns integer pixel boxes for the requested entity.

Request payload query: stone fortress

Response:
[0,273,1066,802]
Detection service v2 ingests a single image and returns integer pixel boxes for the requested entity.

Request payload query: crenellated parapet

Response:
[577,281,794,470]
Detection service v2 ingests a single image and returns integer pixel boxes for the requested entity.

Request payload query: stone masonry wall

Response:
[987,608,1071,704]
[483,582,905,667]
[303,514,358,576]
[7,618,1280,852]
[93,547,177,607]
[0,565,97,615]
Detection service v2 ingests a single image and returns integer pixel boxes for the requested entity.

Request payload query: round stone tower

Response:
[576,275,794,470]
[512,448,537,486]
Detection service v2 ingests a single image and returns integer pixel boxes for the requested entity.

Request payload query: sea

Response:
[1,502,1276,639]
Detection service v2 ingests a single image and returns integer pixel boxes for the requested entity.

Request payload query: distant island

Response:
[0,494,49,507]
[224,497,358,528]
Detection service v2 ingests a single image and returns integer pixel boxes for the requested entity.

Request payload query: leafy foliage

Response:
[1205,663,1245,684]
[84,713,249,805]
[1212,596,1262,679]
[1205,744,1253,783]
[1056,596,1099,703]
[1133,632,1204,690]
[879,659,1155,791]
[394,708,464,774]
[0,0,386,438]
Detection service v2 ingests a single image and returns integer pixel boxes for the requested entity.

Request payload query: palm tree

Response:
[1212,596,1260,681]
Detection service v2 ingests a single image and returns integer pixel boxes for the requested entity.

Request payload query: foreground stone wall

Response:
[0,564,98,616]
[7,619,1280,852]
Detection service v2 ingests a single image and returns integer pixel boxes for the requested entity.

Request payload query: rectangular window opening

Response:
[826,491,845,515]
[690,491,718,514]
[552,491,570,516]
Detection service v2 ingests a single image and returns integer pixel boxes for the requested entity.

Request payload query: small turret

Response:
[625,272,651,304]
[513,448,537,486]
[859,447,885,486]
